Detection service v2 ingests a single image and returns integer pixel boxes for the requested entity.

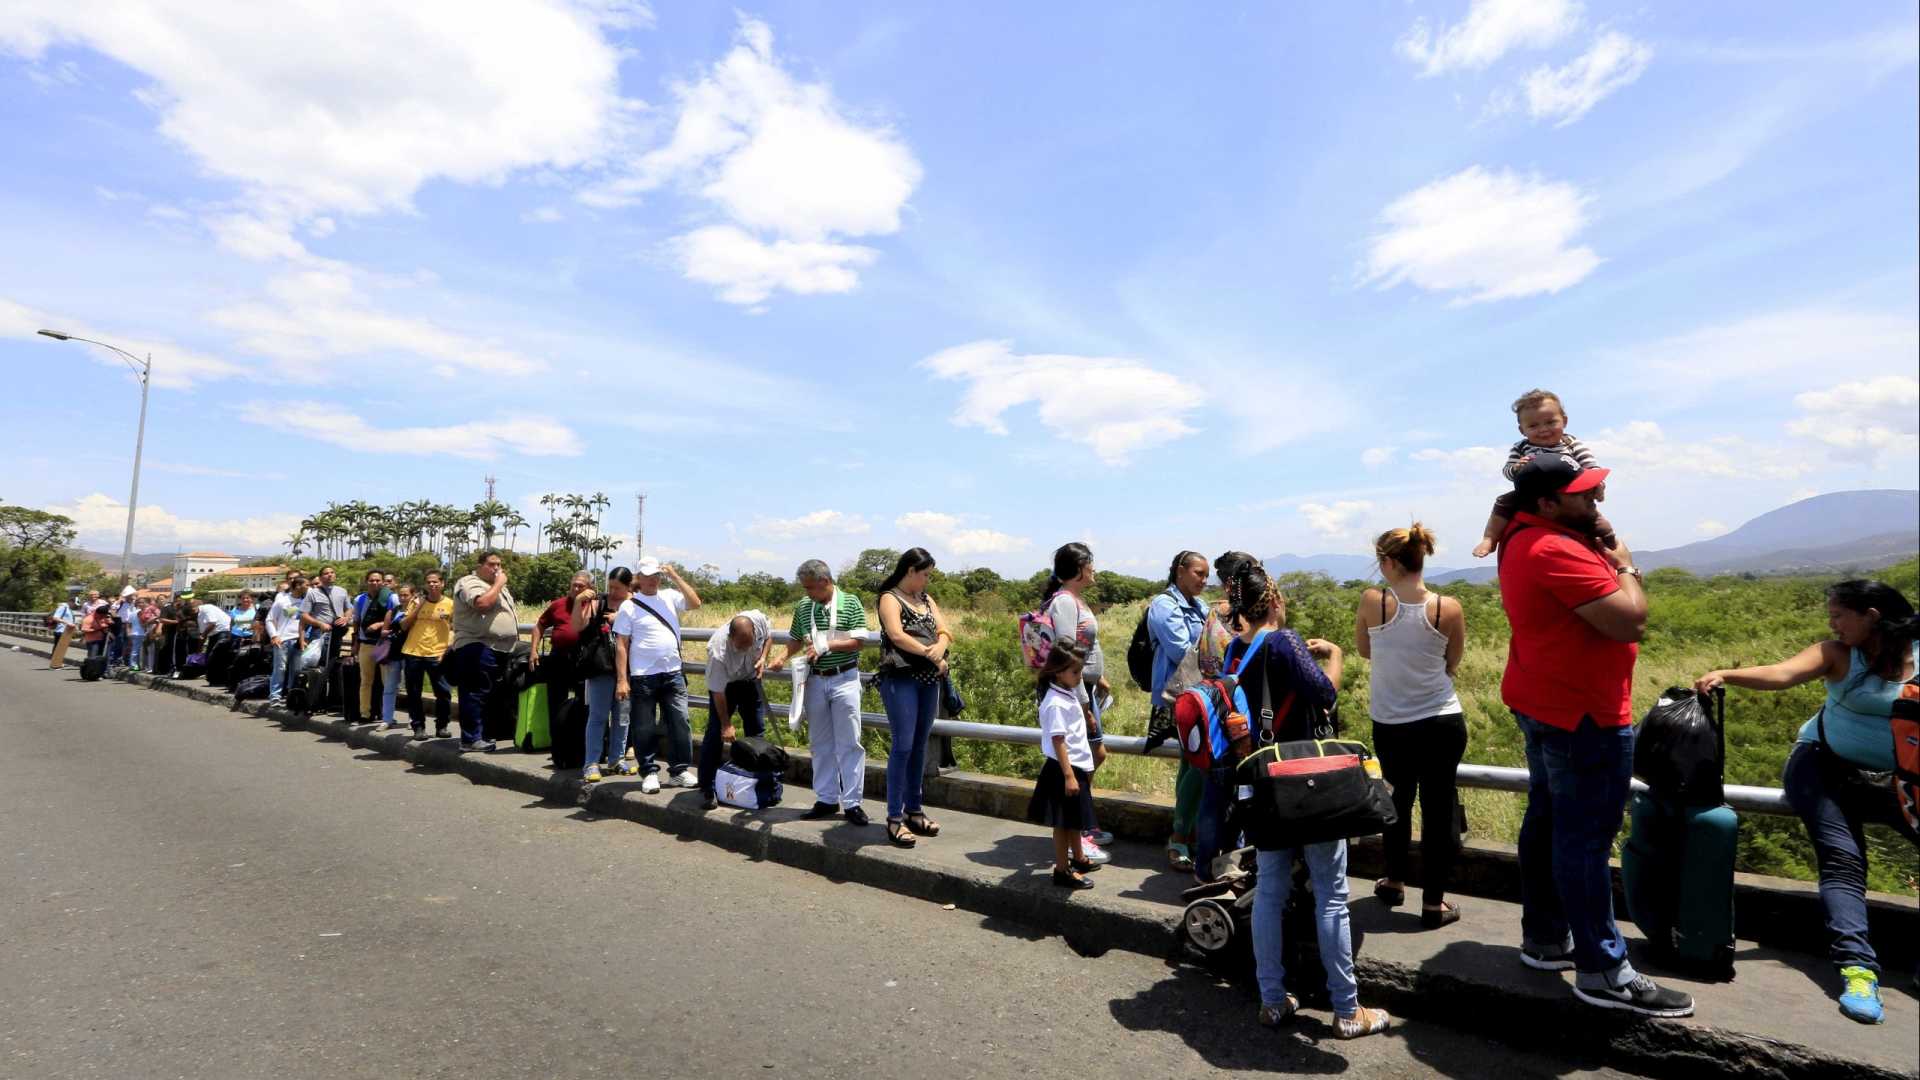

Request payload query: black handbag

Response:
[577,598,618,679]
[939,672,965,717]
[1235,738,1398,849]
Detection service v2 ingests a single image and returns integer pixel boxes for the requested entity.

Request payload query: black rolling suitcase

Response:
[80,655,108,681]
[551,696,588,770]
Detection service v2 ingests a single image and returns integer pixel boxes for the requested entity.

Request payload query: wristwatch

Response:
[1616,564,1643,582]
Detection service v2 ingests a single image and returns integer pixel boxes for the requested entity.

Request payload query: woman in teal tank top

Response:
[1696,579,1918,1025]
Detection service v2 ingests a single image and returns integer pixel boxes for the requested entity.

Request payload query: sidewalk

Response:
[13,639,1917,1080]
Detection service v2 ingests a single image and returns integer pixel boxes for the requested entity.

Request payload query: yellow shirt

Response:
[401,597,455,659]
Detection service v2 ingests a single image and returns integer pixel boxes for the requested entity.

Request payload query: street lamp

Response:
[38,329,151,589]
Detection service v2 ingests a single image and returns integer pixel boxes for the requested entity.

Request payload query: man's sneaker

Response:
[614,762,638,778]
[1084,828,1114,846]
[581,766,603,784]
[640,773,661,795]
[1257,996,1299,1028]
[410,726,425,739]
[1838,966,1884,1024]
[701,793,719,811]
[1521,940,1576,972]
[665,771,696,789]
[433,727,450,739]
[1079,839,1113,866]
[1572,976,1694,1018]
[462,740,497,753]
[1335,1007,1393,1039]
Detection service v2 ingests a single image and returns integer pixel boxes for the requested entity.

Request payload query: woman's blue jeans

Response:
[1783,739,1901,974]
[583,674,625,770]
[880,675,939,820]
[1252,841,1358,1016]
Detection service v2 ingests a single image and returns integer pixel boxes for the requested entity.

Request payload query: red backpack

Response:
[1892,681,1920,835]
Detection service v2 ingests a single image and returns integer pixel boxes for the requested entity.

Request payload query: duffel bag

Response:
[233,673,271,701]
[728,735,789,775]
[715,763,783,810]
[1235,739,1396,849]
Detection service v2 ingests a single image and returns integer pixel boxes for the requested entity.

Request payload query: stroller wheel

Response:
[1183,899,1237,953]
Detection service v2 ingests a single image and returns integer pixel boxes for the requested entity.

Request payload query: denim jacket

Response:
[1146,585,1208,707]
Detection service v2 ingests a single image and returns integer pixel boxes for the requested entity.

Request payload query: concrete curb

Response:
[12,639,1913,1080]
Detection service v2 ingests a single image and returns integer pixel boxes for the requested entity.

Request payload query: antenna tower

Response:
[636,493,646,560]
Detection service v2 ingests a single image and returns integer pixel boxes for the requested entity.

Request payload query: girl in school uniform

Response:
[1029,638,1100,890]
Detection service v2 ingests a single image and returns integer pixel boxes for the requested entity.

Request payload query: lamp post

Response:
[38,330,151,588]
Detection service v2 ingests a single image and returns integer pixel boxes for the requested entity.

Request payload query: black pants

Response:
[698,679,766,795]
[543,649,579,730]
[1373,712,1468,906]
[404,655,452,731]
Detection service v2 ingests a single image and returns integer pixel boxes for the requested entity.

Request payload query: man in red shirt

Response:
[1498,451,1692,1018]
[532,572,594,752]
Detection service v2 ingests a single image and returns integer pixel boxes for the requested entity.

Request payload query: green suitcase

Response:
[1623,689,1737,980]
[515,683,551,752]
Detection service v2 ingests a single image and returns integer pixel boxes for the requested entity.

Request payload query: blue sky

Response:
[2,1,1915,578]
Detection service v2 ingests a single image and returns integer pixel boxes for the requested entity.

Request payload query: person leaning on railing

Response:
[1695,579,1919,1026]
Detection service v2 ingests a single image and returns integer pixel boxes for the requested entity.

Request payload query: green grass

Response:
[670,560,1920,894]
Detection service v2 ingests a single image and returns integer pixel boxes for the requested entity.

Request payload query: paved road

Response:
[0,650,1637,1079]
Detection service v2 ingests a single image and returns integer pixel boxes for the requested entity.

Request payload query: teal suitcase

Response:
[1623,689,1737,980]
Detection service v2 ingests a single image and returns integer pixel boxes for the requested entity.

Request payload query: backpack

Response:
[1126,610,1155,691]
[1174,679,1252,770]
[1018,604,1059,670]
[233,674,271,701]
[729,735,790,774]
[1893,681,1920,835]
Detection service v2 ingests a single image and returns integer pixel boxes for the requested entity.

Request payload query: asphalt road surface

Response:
[0,649,1637,1079]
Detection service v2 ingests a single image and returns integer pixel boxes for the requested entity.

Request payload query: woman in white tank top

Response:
[1354,523,1468,928]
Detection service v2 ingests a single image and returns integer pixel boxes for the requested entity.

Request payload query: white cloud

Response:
[921,339,1203,466]
[745,510,871,542]
[1361,447,1397,468]
[894,511,1030,558]
[1300,500,1376,542]
[674,225,877,305]
[44,492,301,553]
[1397,0,1583,76]
[1607,308,1919,401]
[521,206,565,224]
[1787,376,1920,465]
[1584,420,1812,482]
[0,296,251,389]
[1410,445,1513,479]
[585,15,921,304]
[1523,31,1651,126]
[1696,520,1730,537]
[1,1,633,238]
[238,402,581,459]
[1363,167,1599,304]
[207,267,544,379]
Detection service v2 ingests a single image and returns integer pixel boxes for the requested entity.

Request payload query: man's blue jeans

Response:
[449,642,500,746]
[879,674,938,820]
[1515,711,1638,990]
[1193,764,1239,881]
[627,670,691,776]
[699,679,766,795]
[269,639,300,699]
[1252,841,1359,1016]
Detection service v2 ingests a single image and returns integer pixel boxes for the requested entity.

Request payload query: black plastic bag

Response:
[1634,688,1724,807]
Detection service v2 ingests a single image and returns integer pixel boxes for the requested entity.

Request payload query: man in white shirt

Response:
[612,557,703,794]
[697,610,772,809]
[266,574,308,704]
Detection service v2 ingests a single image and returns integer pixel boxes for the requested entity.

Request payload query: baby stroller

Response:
[1176,802,1365,1005]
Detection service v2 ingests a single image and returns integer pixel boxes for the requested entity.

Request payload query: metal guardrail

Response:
[0,610,1793,814]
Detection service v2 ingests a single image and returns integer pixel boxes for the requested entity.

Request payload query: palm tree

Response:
[284,526,306,559]
[503,510,528,552]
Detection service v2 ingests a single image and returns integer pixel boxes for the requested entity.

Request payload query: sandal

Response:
[1421,901,1461,929]
[904,812,941,837]
[1167,842,1195,872]
[886,820,917,848]
[1374,879,1406,907]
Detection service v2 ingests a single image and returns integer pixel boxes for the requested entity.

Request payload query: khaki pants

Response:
[356,643,382,718]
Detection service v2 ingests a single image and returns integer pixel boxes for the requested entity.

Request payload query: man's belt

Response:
[811,660,857,677]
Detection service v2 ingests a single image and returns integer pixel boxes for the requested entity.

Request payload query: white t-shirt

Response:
[612,588,689,677]
[266,591,302,643]
[196,604,233,636]
[1039,683,1093,771]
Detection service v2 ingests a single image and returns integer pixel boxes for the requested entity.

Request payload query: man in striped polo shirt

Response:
[770,559,872,825]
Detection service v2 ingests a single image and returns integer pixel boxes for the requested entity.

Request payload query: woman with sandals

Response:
[1354,523,1468,930]
[876,547,953,847]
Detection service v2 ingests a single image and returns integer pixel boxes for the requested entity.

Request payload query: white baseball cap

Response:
[120,586,137,598]
[636,556,662,577]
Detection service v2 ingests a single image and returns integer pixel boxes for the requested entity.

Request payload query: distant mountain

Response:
[1261,553,1386,581]
[65,550,180,574]
[1428,489,1919,584]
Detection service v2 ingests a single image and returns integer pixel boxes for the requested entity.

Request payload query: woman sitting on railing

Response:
[1696,579,1918,1026]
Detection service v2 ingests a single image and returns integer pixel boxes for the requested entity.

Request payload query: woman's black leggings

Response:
[1373,712,1469,906]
